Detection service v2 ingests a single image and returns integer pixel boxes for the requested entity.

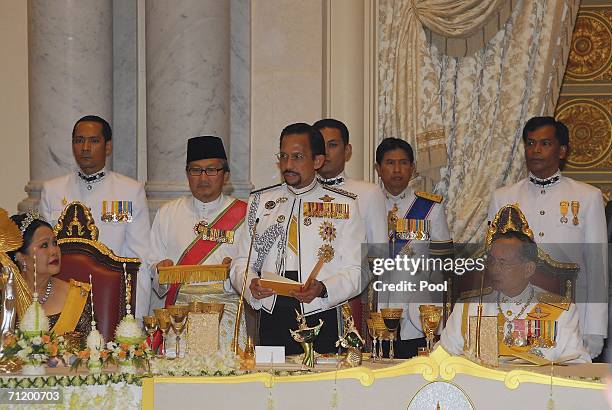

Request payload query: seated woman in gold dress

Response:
[8,211,91,335]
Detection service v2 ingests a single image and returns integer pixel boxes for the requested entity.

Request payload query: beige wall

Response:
[250,0,372,190]
[0,0,29,215]
[250,0,324,190]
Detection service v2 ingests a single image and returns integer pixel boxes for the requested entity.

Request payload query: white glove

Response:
[583,334,604,359]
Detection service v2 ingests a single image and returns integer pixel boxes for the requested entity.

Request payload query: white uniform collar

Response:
[384,185,412,201]
[498,283,535,304]
[286,178,318,196]
[192,193,225,215]
[528,170,561,188]
[76,167,107,185]
[317,171,346,186]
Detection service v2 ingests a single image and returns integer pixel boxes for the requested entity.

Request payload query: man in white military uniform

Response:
[313,119,387,245]
[231,123,367,354]
[375,137,453,358]
[441,206,590,363]
[149,136,247,350]
[40,115,151,319]
[488,116,608,359]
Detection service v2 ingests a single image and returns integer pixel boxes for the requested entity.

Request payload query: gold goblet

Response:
[419,305,443,354]
[167,305,189,358]
[380,308,403,361]
[153,308,171,357]
[366,319,378,362]
[143,316,159,351]
[370,312,389,360]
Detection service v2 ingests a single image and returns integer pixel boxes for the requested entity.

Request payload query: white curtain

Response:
[378,0,579,242]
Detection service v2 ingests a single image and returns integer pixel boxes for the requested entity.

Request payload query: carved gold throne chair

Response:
[54,202,140,342]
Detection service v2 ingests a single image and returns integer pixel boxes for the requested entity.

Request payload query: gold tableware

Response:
[167,305,189,358]
[153,308,171,357]
[419,305,442,354]
[380,308,403,361]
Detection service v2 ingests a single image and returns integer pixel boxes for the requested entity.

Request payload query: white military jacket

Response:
[230,178,367,316]
[488,172,608,338]
[381,186,453,340]
[317,171,388,245]
[149,194,243,296]
[40,168,152,318]
[440,284,591,363]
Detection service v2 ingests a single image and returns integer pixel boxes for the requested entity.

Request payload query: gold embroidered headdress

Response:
[0,208,33,317]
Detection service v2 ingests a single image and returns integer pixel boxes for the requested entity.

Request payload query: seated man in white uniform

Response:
[441,205,590,363]
[149,136,247,351]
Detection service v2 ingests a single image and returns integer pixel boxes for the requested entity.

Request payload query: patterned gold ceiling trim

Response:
[566,10,611,81]
[556,98,612,168]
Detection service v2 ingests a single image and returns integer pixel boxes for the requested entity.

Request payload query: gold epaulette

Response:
[538,291,571,311]
[415,191,442,203]
[322,185,357,200]
[459,287,492,301]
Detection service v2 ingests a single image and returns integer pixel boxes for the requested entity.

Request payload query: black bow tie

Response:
[317,176,344,186]
[77,171,105,183]
[529,174,560,187]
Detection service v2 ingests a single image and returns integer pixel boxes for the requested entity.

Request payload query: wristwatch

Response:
[318,281,328,298]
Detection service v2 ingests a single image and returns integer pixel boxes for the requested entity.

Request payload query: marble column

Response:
[145,0,252,213]
[21,0,113,211]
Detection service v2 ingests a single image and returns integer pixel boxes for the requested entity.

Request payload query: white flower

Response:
[86,329,105,351]
[31,336,42,345]
[90,350,101,362]
[19,301,49,332]
[114,315,144,340]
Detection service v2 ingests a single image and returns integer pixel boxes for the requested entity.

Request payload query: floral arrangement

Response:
[149,347,240,376]
[2,299,65,371]
[2,331,64,366]
[71,329,109,372]
[107,315,152,372]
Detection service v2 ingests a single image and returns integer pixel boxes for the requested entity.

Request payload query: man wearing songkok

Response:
[488,116,608,359]
[149,136,247,349]
[441,204,590,363]
[231,123,367,354]
[40,115,151,319]
[375,137,453,358]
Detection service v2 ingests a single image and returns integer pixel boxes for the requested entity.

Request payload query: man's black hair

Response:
[375,137,414,164]
[72,115,112,142]
[279,123,325,157]
[312,118,349,145]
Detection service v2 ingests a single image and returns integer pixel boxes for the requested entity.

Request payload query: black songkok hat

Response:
[186,136,227,163]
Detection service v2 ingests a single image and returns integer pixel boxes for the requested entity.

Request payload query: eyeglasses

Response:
[186,167,225,176]
[275,152,306,161]
[486,255,526,273]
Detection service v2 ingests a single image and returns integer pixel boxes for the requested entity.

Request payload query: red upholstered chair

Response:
[53,202,139,342]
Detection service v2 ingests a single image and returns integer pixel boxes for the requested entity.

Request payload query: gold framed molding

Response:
[565,9,612,82]
[556,97,612,168]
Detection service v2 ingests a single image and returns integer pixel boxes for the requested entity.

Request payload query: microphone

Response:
[232,217,259,355]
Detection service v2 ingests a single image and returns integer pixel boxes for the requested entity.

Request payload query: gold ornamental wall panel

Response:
[556,1,612,202]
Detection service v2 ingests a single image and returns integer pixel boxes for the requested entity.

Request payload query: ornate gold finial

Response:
[123,263,132,316]
[486,204,534,249]
[67,207,85,237]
